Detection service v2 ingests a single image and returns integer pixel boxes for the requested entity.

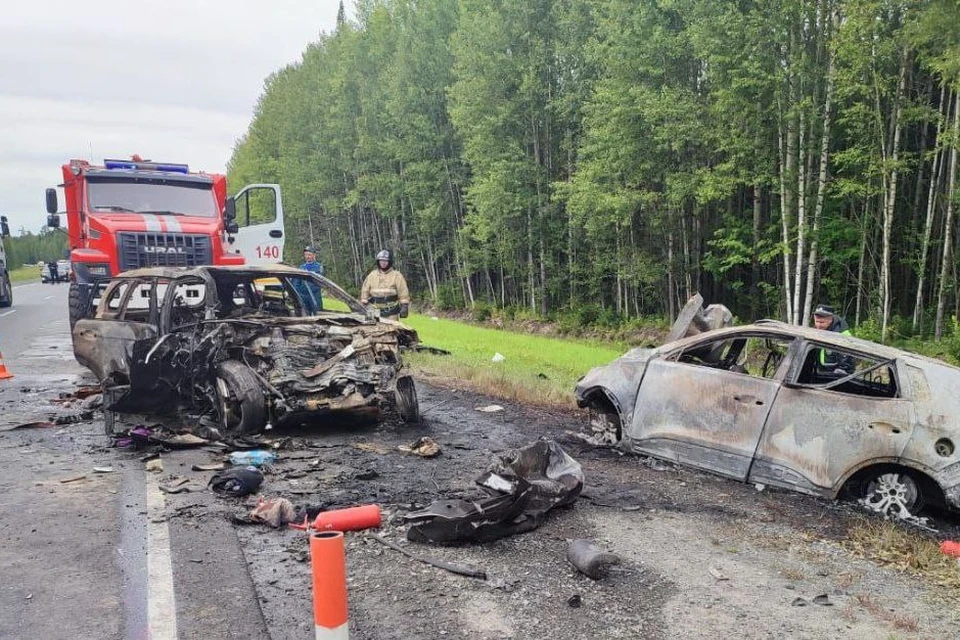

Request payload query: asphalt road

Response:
[0,280,269,639]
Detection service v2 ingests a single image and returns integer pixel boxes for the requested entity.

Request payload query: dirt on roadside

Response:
[161,382,960,640]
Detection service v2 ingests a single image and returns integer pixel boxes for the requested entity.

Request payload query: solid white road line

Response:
[146,472,179,640]
[0,310,16,318]
[44,295,53,300]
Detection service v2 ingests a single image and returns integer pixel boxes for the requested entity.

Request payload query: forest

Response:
[227,0,960,342]
[1,229,68,271]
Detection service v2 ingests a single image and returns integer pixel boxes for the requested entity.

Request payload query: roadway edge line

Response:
[146,471,179,640]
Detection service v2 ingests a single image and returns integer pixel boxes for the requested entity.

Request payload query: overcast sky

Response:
[0,0,343,235]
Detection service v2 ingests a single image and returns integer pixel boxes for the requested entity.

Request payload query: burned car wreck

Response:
[576,309,960,518]
[73,265,419,434]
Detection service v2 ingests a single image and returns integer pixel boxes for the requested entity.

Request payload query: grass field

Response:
[9,265,41,283]
[403,314,624,408]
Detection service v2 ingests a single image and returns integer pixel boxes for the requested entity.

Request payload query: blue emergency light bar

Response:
[104,159,190,173]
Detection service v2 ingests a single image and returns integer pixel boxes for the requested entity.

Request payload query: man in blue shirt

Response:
[295,246,324,314]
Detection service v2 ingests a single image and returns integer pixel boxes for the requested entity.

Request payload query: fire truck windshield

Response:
[87,177,218,218]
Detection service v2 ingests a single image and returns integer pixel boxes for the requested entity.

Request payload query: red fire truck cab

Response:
[45,157,286,324]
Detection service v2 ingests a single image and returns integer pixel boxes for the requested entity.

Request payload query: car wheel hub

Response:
[864,472,917,516]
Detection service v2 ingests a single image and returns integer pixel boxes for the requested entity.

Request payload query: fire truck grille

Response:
[117,233,213,271]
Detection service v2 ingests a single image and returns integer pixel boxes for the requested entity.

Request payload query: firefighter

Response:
[360,249,410,318]
[812,304,854,375]
[294,246,324,314]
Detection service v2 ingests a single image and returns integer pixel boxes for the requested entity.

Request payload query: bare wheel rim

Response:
[217,377,241,430]
[863,472,920,516]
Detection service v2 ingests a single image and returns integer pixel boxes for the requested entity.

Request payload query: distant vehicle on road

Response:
[41,260,71,283]
[0,215,11,307]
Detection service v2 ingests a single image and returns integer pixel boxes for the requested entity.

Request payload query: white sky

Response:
[0,0,343,235]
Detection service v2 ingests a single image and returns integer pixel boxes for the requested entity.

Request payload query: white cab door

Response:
[227,184,286,265]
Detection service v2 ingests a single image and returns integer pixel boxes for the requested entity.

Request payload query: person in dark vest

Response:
[360,249,410,319]
[812,304,854,374]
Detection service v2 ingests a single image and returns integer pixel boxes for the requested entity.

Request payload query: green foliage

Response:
[225,0,960,344]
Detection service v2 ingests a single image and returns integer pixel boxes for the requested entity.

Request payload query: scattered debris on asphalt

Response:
[371,534,487,580]
[146,459,164,473]
[192,463,228,472]
[475,404,504,413]
[249,497,297,528]
[229,450,277,467]
[708,566,729,581]
[405,439,583,543]
[59,474,87,484]
[159,477,192,494]
[567,594,582,608]
[1,421,56,432]
[92,466,114,474]
[398,436,441,458]
[209,467,264,497]
[567,539,621,579]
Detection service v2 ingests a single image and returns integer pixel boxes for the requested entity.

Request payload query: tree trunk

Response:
[913,85,949,331]
[880,48,909,341]
[935,89,960,339]
[802,32,836,327]
[793,107,808,325]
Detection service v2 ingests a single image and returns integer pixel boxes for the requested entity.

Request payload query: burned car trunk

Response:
[73,265,420,435]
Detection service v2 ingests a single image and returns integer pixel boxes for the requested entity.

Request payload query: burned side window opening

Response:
[795,345,899,399]
[169,279,208,327]
[674,335,793,379]
[100,282,130,320]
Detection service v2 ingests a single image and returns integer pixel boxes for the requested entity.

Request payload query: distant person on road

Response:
[294,246,324,314]
[360,249,410,319]
[47,261,58,285]
[812,304,854,375]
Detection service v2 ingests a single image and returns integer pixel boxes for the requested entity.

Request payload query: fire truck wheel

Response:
[215,360,267,435]
[0,274,11,308]
[68,282,83,327]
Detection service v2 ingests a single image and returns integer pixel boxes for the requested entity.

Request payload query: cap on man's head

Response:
[813,304,835,317]
[303,246,317,254]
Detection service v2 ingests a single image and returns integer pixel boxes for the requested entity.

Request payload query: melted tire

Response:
[215,360,267,435]
[395,375,420,424]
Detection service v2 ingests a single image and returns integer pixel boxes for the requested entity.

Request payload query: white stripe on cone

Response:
[316,622,349,639]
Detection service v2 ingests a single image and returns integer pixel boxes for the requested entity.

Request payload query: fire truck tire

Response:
[68,283,83,327]
[0,273,11,308]
[215,360,267,435]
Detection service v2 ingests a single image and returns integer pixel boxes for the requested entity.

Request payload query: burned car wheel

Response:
[215,361,267,435]
[862,470,924,517]
[395,375,420,423]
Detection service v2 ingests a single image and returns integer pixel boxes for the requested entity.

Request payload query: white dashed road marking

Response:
[146,472,179,640]
[0,310,15,318]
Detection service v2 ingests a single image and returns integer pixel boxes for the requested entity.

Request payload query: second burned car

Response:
[72,265,420,435]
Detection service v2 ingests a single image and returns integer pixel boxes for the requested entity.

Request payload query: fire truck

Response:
[45,157,286,324]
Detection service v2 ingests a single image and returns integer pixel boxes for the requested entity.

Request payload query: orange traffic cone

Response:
[0,349,12,380]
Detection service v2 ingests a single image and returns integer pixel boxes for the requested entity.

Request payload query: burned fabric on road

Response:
[405,439,584,544]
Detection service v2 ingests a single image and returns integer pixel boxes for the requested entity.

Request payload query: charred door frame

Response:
[627,330,800,481]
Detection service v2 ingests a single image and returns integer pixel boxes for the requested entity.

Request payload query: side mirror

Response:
[47,214,61,229]
[225,220,239,234]
[0,216,9,238]
[224,196,236,221]
[45,188,58,214]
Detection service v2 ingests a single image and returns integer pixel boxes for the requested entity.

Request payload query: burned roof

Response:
[662,320,957,371]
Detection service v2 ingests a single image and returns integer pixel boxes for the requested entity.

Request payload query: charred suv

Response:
[576,315,960,518]
[72,265,419,434]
